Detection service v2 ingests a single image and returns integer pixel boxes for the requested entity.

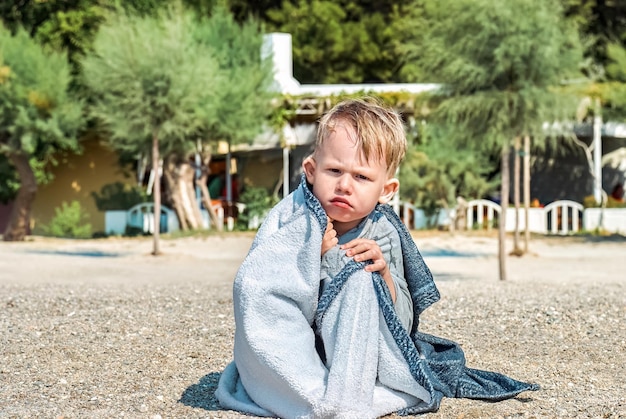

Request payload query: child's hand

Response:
[321,217,338,256]
[341,238,396,302]
[341,238,389,277]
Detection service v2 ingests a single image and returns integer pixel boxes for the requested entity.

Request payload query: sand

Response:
[0,231,624,418]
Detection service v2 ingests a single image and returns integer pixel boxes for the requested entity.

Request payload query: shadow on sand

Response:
[23,249,128,258]
[179,372,222,411]
[420,249,489,258]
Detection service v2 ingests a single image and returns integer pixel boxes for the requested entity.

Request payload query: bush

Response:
[42,201,92,238]
[583,195,626,208]
[237,186,275,229]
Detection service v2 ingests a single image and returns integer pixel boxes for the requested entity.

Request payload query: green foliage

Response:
[35,2,108,73]
[237,185,275,229]
[0,154,19,203]
[266,0,412,83]
[605,43,626,83]
[91,181,149,211]
[602,82,626,120]
[80,6,223,155]
[406,0,584,151]
[562,0,626,79]
[0,0,110,77]
[42,200,92,238]
[228,0,283,22]
[0,24,84,179]
[583,195,626,209]
[399,124,497,216]
[0,154,54,203]
[81,4,274,156]
[191,3,276,145]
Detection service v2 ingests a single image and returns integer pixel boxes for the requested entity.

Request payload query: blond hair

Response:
[314,98,407,177]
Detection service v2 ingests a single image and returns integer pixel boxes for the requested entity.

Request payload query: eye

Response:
[328,168,341,174]
[356,174,371,181]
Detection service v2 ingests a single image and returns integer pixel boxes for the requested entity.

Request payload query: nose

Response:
[335,175,353,194]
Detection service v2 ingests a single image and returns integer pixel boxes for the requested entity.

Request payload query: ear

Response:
[302,156,316,184]
[378,178,399,204]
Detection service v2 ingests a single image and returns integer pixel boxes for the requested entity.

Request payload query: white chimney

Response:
[262,33,301,95]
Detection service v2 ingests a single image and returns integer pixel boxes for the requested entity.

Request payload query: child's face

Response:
[303,122,398,235]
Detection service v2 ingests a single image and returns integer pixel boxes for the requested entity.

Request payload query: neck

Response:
[333,218,363,237]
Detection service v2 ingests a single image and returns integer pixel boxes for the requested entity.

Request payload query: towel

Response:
[215,175,539,418]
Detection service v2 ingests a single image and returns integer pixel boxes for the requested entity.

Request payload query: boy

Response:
[302,98,413,331]
[216,98,538,419]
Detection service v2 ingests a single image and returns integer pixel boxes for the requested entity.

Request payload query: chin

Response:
[331,214,360,224]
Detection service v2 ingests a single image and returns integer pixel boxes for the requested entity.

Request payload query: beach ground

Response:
[0,231,624,418]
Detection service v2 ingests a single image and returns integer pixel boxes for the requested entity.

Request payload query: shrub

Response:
[42,201,92,238]
[583,195,626,208]
[237,186,275,229]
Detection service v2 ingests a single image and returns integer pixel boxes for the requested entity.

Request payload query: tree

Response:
[560,0,626,214]
[562,0,626,80]
[0,0,109,74]
[0,25,84,241]
[189,3,275,229]
[228,0,283,22]
[81,7,222,254]
[265,0,414,83]
[81,5,274,253]
[404,0,583,280]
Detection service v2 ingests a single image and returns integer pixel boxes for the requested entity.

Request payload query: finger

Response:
[353,249,381,262]
[345,243,368,257]
[325,228,337,240]
[326,221,334,233]
[364,260,386,272]
[341,239,376,254]
[349,244,381,259]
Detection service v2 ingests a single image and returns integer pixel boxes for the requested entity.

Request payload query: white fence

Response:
[400,200,626,235]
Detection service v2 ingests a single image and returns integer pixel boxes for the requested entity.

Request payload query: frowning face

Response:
[303,122,398,236]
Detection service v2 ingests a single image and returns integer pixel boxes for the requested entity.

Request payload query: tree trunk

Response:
[570,127,608,231]
[197,147,223,231]
[523,135,531,253]
[180,163,204,229]
[3,152,37,241]
[162,159,189,231]
[162,154,205,231]
[511,136,522,256]
[151,130,162,256]
[498,145,510,281]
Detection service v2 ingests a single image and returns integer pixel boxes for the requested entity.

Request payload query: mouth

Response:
[330,197,351,209]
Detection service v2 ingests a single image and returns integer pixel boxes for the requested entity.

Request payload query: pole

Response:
[593,98,602,204]
[195,140,202,205]
[523,135,531,252]
[283,145,290,199]
[225,140,233,231]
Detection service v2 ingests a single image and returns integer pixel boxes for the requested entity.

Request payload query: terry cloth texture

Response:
[320,209,414,333]
[215,175,539,418]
